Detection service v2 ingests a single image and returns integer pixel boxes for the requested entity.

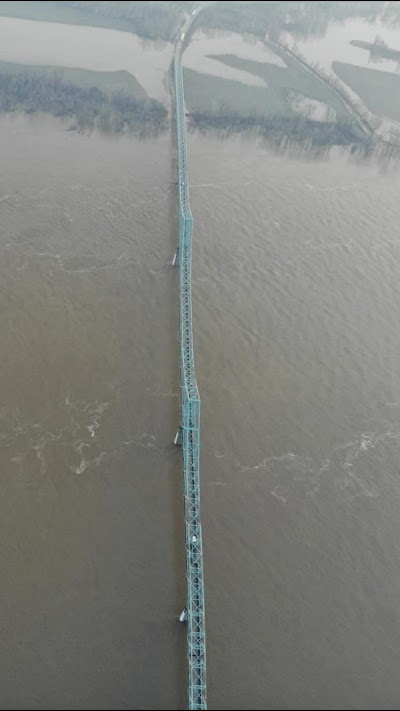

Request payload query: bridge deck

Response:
[174,36,207,711]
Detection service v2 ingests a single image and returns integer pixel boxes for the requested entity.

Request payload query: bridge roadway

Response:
[172,6,207,711]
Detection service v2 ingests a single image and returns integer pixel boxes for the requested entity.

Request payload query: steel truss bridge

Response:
[172,22,207,711]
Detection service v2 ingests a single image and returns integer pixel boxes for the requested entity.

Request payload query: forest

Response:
[0,70,168,134]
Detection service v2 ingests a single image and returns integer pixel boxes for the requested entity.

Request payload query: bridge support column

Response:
[174,426,183,446]
[172,248,179,266]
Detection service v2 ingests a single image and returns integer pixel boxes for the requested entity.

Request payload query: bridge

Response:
[172,7,207,711]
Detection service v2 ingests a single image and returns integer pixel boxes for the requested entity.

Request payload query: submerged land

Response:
[351,37,400,62]
[0,1,399,151]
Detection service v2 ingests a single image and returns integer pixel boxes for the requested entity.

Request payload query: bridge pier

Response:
[174,426,183,446]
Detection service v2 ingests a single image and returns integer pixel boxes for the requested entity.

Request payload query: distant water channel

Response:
[0,16,173,100]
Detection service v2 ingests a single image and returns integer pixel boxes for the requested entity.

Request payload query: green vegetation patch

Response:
[333,61,400,122]
[0,61,146,97]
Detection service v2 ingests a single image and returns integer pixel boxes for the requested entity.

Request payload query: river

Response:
[1,10,400,711]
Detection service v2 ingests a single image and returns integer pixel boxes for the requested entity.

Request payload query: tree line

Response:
[58,1,186,40]
[188,108,367,147]
[0,70,168,134]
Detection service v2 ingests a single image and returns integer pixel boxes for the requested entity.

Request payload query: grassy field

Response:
[333,61,400,123]
[0,60,146,97]
[183,53,352,120]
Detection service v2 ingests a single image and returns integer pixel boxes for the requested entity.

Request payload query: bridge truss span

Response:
[173,35,207,711]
